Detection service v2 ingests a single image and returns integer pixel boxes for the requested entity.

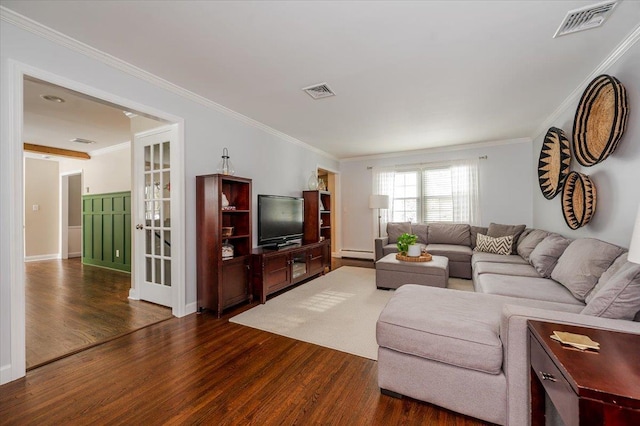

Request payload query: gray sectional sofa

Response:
[375,222,640,425]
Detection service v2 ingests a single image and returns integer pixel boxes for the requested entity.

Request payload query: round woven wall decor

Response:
[538,127,571,200]
[573,74,629,166]
[562,171,597,230]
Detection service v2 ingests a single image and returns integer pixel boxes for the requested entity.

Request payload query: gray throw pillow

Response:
[581,261,640,320]
[517,228,533,248]
[517,229,550,262]
[487,223,526,254]
[586,252,628,303]
[470,226,488,249]
[528,233,572,278]
[412,224,428,245]
[427,223,471,246]
[551,239,625,301]
[387,222,411,244]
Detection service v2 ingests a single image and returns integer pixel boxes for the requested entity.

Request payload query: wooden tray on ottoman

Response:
[396,253,432,262]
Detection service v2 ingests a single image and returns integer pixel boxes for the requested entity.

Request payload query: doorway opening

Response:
[21,75,181,369]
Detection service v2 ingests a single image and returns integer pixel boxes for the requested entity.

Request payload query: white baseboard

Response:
[24,253,60,262]
[185,302,197,315]
[0,363,13,385]
[128,288,140,300]
[340,250,374,260]
[68,252,81,258]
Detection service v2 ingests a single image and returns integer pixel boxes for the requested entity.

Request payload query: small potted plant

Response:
[396,233,419,256]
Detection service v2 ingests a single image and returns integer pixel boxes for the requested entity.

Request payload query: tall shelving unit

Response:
[196,174,252,317]
[303,190,331,244]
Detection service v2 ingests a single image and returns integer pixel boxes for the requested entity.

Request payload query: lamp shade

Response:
[369,194,389,209]
[628,204,640,264]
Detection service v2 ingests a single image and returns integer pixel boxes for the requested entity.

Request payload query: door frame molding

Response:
[4,60,186,384]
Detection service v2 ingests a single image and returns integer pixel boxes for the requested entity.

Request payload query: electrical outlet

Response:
[32,204,39,211]
[115,249,120,258]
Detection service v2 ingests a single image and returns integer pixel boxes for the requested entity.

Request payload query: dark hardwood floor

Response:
[3,256,489,425]
[25,258,172,369]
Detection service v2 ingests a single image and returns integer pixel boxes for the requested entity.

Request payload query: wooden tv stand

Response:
[251,239,331,304]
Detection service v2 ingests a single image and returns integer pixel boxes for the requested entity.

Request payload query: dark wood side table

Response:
[528,320,640,426]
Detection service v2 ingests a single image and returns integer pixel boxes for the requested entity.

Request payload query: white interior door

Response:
[133,126,177,307]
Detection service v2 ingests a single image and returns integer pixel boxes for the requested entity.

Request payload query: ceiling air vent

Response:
[302,83,336,99]
[70,138,96,144]
[553,0,618,38]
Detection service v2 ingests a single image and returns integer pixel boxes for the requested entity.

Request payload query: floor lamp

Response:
[369,195,390,238]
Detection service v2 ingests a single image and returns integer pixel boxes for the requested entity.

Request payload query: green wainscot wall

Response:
[82,191,131,273]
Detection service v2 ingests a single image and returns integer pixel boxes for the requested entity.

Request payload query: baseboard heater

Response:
[340,249,374,260]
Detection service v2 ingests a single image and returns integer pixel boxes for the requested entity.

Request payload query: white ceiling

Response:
[23,78,132,154]
[4,1,640,159]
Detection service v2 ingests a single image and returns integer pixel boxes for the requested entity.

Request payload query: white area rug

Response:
[230,266,473,360]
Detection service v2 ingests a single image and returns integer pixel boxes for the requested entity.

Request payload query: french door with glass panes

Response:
[134,126,177,307]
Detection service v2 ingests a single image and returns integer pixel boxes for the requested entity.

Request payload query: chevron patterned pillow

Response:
[474,233,514,256]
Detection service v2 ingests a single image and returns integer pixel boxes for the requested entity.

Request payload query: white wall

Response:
[59,144,131,195]
[340,139,533,255]
[1,18,338,383]
[24,158,59,258]
[532,41,640,248]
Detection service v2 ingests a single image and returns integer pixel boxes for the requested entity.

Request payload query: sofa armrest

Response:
[500,305,640,426]
[374,237,389,261]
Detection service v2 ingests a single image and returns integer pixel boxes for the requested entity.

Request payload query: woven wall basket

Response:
[573,74,629,166]
[562,171,597,230]
[538,127,571,200]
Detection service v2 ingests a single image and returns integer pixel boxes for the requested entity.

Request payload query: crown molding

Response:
[89,141,130,157]
[340,137,531,163]
[0,7,337,162]
[533,23,640,140]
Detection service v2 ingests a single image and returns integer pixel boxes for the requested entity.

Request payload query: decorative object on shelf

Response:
[573,74,629,166]
[369,194,390,238]
[307,170,319,190]
[629,204,640,264]
[222,240,234,260]
[562,171,597,230]
[318,178,327,191]
[222,226,234,237]
[221,192,230,208]
[216,147,235,175]
[319,199,325,211]
[538,127,571,200]
[396,233,418,256]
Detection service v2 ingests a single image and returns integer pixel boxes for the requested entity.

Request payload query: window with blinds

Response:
[375,159,479,225]
[422,167,453,222]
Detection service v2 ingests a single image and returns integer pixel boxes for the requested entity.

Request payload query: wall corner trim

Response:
[533,23,640,140]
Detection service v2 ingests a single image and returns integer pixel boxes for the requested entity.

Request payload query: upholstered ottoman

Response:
[376,284,507,425]
[375,254,449,289]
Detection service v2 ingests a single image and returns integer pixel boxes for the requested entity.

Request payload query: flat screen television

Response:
[258,194,304,248]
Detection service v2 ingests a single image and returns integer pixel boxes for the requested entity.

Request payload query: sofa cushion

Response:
[581,261,640,320]
[427,223,471,246]
[474,233,513,255]
[475,274,584,306]
[470,226,488,249]
[516,229,550,262]
[377,285,505,375]
[587,253,628,304]
[473,262,540,278]
[551,239,625,301]
[471,252,528,267]
[382,244,398,257]
[412,224,428,244]
[517,228,533,248]
[387,222,411,244]
[426,244,473,263]
[487,223,526,254]
[528,233,572,278]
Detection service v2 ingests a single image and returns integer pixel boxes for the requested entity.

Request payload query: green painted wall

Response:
[82,191,131,272]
